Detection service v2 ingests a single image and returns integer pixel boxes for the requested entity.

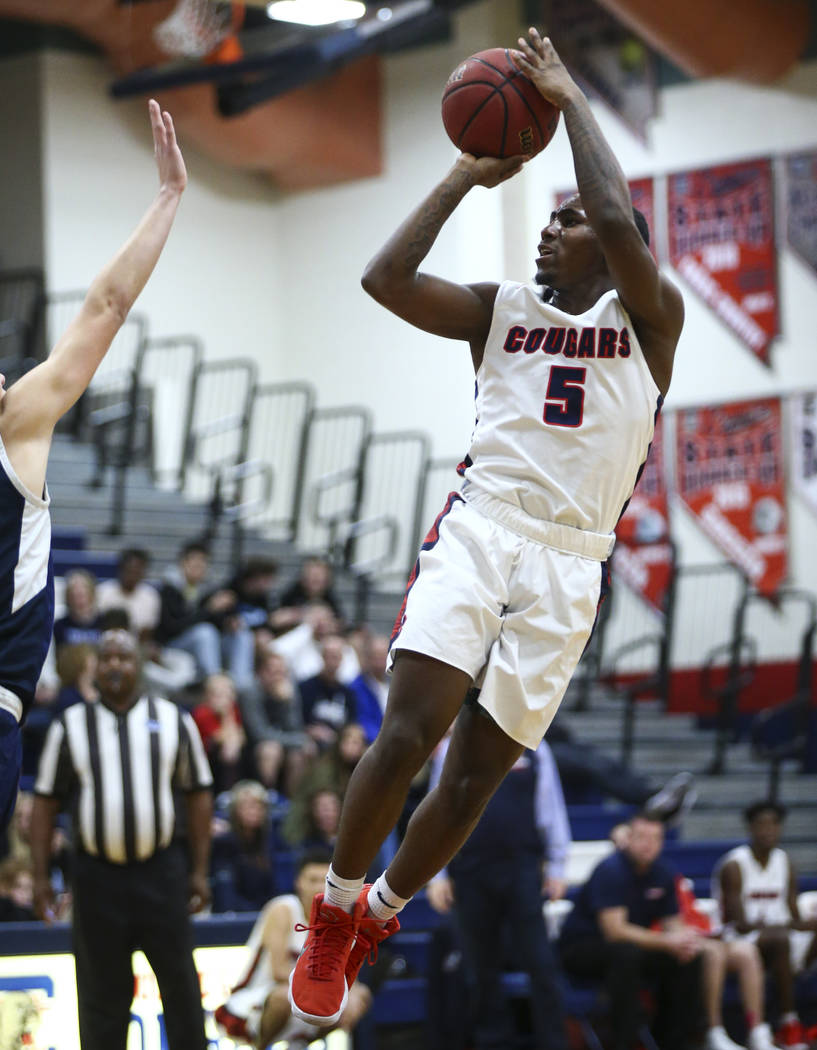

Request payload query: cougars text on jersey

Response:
[503,324,632,359]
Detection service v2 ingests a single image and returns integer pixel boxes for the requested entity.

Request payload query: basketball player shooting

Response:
[0,100,186,832]
[289,27,684,1027]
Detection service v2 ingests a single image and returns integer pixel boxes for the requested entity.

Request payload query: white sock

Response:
[324,866,364,914]
[367,873,411,922]
[780,1013,798,1026]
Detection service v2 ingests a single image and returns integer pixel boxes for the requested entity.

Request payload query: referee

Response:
[30,629,213,1050]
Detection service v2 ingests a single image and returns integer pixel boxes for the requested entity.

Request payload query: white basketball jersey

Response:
[717,844,792,926]
[460,282,662,535]
[223,893,305,1024]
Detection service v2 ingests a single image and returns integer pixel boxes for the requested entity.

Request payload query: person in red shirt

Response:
[192,673,247,792]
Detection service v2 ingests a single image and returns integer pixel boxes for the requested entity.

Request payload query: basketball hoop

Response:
[154,0,244,60]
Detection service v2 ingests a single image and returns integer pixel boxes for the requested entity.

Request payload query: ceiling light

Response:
[266,0,367,26]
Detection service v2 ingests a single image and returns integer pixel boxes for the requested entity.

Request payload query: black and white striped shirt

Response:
[35,696,213,865]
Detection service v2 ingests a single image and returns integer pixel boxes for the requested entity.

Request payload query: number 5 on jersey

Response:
[544,365,586,427]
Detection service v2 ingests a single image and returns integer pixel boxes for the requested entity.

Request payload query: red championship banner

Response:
[675,399,787,595]
[785,151,817,278]
[555,177,656,258]
[613,413,672,615]
[668,159,778,364]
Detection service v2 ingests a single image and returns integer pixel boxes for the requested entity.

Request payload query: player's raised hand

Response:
[149,98,187,196]
[512,28,578,109]
[455,151,525,189]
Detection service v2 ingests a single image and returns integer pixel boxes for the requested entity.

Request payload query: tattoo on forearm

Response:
[563,99,630,216]
[404,170,473,271]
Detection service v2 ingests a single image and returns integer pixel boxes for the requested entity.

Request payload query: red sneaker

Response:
[288,892,363,1025]
[775,1019,808,1050]
[345,885,400,987]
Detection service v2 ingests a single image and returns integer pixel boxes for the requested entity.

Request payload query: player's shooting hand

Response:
[149,98,187,196]
[511,28,578,109]
[455,152,525,189]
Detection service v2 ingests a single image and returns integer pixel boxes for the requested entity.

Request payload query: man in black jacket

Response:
[157,541,253,688]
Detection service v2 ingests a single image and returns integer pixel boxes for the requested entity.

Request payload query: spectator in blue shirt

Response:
[559,811,704,1050]
[428,728,570,1050]
[349,634,390,743]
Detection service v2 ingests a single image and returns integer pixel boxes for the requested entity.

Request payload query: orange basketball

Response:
[441,48,560,159]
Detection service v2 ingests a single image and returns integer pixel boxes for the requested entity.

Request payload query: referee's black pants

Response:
[559,936,702,1050]
[72,843,207,1050]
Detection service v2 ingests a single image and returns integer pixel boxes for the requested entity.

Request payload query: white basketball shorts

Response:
[722,926,814,973]
[388,486,614,748]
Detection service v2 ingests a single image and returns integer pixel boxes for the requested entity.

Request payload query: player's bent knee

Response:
[436,771,497,825]
[371,718,436,777]
[732,940,758,964]
[759,927,791,955]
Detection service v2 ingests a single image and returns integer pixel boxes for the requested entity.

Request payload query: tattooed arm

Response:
[362,153,523,369]
[514,29,683,394]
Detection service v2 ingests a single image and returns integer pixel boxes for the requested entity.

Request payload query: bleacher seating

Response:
[50,548,118,580]
[51,527,87,552]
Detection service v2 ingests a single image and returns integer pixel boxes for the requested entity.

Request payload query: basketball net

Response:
[154,0,244,61]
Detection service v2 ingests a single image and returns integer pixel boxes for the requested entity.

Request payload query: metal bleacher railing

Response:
[0,267,45,365]
[589,558,817,792]
[5,275,814,795]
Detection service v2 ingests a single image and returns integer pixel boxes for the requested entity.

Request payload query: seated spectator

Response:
[211,780,277,914]
[349,633,390,743]
[559,811,703,1050]
[214,850,374,1048]
[611,823,777,1050]
[299,787,343,851]
[227,556,280,632]
[96,548,159,642]
[239,649,312,796]
[192,674,248,793]
[282,722,368,847]
[157,540,254,689]
[299,635,358,749]
[0,857,35,922]
[1,791,32,864]
[714,800,817,1050]
[0,790,70,904]
[279,554,345,621]
[271,602,360,684]
[22,642,99,777]
[53,570,103,650]
[548,713,696,821]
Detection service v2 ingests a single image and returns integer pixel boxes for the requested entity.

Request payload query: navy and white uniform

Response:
[0,433,54,825]
[390,283,662,747]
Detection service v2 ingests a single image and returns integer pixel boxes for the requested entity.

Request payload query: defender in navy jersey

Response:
[0,100,187,832]
[290,29,685,1027]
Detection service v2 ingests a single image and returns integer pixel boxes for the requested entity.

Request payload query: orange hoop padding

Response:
[205,34,243,64]
[596,0,811,82]
[205,1,245,64]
